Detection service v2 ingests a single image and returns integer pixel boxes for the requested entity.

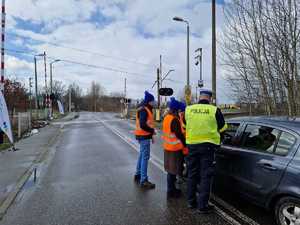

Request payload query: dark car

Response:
[215,117,300,225]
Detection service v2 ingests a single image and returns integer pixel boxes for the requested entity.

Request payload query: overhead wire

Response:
[5,47,153,78]
[6,31,156,68]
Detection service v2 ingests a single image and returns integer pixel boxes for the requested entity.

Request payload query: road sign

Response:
[159,88,173,96]
[198,80,204,88]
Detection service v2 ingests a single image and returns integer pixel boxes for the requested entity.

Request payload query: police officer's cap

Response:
[200,89,213,97]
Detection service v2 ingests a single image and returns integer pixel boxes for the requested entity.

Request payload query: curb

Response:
[0,125,64,220]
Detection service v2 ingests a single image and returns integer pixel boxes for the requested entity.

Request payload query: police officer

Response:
[134,91,156,189]
[185,89,227,214]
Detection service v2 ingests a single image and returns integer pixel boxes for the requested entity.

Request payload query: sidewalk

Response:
[0,112,77,219]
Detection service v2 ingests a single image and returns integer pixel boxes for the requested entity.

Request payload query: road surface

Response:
[0,112,275,225]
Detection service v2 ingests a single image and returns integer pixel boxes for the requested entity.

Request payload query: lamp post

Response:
[173,16,191,104]
[34,53,45,109]
[49,59,61,94]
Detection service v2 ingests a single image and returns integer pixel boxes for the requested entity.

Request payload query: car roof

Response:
[226,116,300,134]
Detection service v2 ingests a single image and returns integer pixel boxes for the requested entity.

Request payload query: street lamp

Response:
[173,16,190,104]
[34,53,45,109]
[49,59,61,94]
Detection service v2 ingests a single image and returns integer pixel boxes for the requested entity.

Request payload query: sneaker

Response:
[167,189,182,198]
[140,180,156,189]
[197,205,215,214]
[134,174,140,183]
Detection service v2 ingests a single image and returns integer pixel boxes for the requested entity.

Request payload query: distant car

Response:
[215,117,300,225]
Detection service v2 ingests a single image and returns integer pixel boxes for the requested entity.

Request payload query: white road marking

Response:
[211,195,260,225]
[52,120,101,125]
[101,120,165,172]
[99,118,243,225]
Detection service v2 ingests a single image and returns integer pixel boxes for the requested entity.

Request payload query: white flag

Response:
[57,100,64,115]
[0,91,13,143]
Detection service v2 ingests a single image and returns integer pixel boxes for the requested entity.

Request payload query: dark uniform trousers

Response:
[187,144,216,209]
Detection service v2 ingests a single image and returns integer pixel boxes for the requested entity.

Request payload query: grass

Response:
[0,142,12,152]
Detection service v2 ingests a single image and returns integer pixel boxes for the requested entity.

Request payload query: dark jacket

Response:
[135,103,155,140]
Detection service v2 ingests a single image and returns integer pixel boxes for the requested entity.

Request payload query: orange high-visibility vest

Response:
[179,112,188,155]
[135,106,154,136]
[161,114,184,151]
[179,112,186,135]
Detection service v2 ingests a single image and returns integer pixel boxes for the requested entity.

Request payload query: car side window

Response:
[274,132,296,156]
[240,124,280,153]
[222,123,241,146]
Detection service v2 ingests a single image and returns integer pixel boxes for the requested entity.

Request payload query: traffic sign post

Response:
[185,85,192,105]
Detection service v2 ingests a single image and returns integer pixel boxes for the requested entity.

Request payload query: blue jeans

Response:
[187,144,216,209]
[135,139,151,184]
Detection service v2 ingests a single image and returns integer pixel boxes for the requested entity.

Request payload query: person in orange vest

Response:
[178,101,188,182]
[162,97,186,198]
[179,102,188,156]
[134,91,156,189]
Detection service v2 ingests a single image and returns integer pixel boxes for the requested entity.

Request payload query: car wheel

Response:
[275,197,300,225]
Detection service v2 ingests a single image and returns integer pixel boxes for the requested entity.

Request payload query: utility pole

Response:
[124,77,127,117]
[43,52,47,94]
[159,55,162,105]
[69,88,71,113]
[1,0,5,91]
[124,78,127,98]
[212,0,217,104]
[29,78,32,117]
[187,24,190,88]
[157,68,160,109]
[34,56,38,109]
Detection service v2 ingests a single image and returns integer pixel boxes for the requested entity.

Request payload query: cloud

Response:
[6,0,233,104]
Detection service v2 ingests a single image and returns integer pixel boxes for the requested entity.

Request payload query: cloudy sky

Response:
[5,0,233,103]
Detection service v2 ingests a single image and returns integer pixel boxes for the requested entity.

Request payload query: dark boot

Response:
[140,180,155,189]
[197,204,215,214]
[167,188,182,198]
[134,174,140,183]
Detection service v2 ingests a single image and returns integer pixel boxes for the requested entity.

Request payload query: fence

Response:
[11,112,31,139]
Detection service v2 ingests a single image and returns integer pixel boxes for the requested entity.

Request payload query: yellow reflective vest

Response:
[185,104,224,145]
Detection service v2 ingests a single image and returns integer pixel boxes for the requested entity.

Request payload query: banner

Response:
[57,100,64,115]
[0,91,13,143]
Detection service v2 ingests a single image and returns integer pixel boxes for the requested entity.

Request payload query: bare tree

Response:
[222,0,300,116]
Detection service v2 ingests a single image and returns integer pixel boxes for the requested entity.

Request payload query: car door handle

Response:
[258,163,277,171]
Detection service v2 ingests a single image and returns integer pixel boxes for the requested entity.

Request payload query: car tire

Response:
[275,196,300,225]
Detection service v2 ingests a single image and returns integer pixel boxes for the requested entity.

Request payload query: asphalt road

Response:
[0,112,234,225]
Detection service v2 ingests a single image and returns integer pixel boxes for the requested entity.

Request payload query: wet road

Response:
[0,112,234,225]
